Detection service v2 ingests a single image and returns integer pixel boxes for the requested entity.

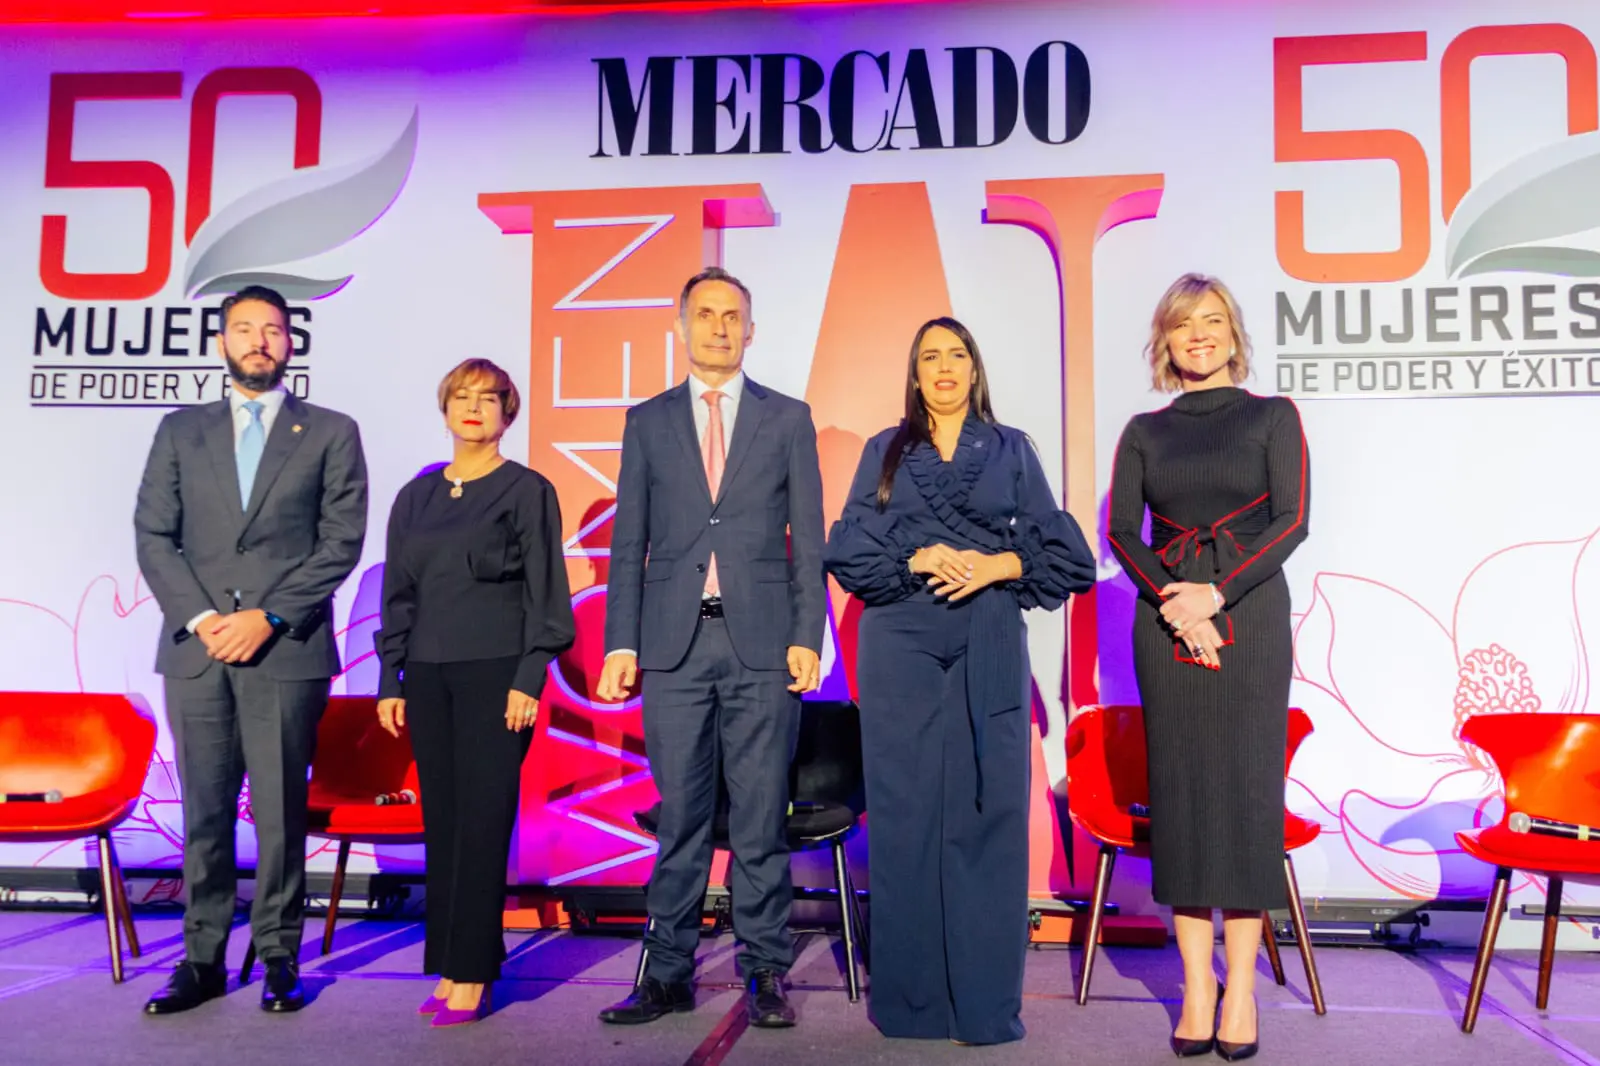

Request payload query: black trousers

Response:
[404,656,529,983]
[164,664,328,968]
[640,617,800,982]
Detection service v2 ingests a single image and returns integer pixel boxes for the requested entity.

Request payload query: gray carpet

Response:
[0,907,1596,1065]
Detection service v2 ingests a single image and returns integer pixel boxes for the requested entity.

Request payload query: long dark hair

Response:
[876,316,998,509]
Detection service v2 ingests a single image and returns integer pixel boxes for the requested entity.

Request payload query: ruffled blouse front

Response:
[826,416,1096,614]
[825,417,1096,805]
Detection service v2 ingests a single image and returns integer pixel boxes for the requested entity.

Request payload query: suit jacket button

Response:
[236,545,247,554]
[695,563,706,574]
[709,517,720,525]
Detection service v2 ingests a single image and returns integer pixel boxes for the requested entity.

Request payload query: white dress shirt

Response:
[186,385,290,633]
[607,370,744,660]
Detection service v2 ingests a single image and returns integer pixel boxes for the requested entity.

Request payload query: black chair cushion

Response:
[635,799,856,849]
[631,700,865,850]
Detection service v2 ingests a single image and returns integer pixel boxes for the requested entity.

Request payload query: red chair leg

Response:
[1536,875,1563,1011]
[96,832,126,984]
[322,839,352,957]
[1261,911,1285,985]
[105,834,140,958]
[1282,854,1325,1015]
[1075,845,1117,1006]
[1463,866,1512,1034]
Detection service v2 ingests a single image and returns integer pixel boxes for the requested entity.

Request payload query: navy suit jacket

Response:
[604,376,826,672]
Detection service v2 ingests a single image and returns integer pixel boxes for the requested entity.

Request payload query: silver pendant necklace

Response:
[446,455,502,499]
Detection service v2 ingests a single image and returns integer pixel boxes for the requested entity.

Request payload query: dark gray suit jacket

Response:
[134,393,368,680]
[605,377,825,672]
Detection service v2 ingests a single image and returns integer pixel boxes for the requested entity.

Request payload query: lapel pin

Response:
[292,424,303,433]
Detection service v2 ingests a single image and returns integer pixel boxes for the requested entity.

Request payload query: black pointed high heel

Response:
[1215,989,1258,1061]
[1170,981,1223,1057]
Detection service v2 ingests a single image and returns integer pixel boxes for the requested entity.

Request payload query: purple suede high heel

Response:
[431,985,492,1028]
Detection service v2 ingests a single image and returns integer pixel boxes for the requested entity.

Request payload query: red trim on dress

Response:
[1107,437,1167,598]
[1217,403,1308,591]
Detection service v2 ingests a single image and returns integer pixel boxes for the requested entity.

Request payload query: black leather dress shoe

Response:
[260,958,307,1013]
[144,962,227,1015]
[745,969,795,1028]
[598,977,695,1025]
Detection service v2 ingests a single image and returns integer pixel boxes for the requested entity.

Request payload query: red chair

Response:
[1065,704,1326,1014]
[0,692,157,983]
[241,696,422,979]
[1456,713,1600,1033]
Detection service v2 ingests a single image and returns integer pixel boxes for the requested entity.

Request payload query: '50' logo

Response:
[42,68,323,302]
[1275,24,1599,284]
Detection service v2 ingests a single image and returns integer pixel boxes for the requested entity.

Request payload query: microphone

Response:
[374,789,417,806]
[0,790,63,803]
[1508,811,1600,841]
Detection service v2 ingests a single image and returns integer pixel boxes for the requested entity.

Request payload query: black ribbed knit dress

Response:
[1107,387,1310,911]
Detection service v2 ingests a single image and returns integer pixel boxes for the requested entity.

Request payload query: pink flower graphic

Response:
[1289,528,1599,901]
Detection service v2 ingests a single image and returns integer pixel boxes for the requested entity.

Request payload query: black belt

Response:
[699,597,724,619]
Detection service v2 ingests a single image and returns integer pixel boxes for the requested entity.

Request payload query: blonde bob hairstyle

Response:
[1145,273,1252,393]
[436,357,522,425]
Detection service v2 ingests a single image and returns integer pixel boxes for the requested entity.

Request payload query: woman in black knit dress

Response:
[1107,274,1309,1060]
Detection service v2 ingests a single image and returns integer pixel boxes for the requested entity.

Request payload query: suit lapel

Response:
[204,400,245,518]
[668,384,713,506]
[715,377,766,511]
[242,394,310,530]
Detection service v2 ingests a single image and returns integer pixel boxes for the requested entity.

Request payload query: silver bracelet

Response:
[1209,582,1224,612]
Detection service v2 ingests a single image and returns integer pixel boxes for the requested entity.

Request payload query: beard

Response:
[225,349,288,393]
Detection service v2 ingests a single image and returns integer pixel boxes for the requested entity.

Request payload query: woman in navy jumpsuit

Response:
[824,317,1095,1044]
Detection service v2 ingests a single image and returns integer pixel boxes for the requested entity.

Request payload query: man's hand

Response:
[596,652,638,703]
[195,613,229,656]
[505,688,539,732]
[787,646,821,694]
[377,698,406,738]
[207,610,275,664]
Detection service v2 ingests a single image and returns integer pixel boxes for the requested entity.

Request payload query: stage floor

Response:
[1,908,1597,1065]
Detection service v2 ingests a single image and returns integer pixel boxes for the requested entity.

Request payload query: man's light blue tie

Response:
[237,400,265,510]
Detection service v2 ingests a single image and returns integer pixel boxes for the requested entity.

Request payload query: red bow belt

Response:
[1149,493,1270,579]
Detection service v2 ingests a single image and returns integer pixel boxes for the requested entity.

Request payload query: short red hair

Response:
[436,358,521,425]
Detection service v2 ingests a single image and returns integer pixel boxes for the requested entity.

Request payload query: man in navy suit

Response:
[597,267,825,1028]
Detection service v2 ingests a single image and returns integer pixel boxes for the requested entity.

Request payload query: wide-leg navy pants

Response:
[856,597,1030,1045]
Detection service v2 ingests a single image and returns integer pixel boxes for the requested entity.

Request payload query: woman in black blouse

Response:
[375,358,575,1027]
[1107,275,1309,1060]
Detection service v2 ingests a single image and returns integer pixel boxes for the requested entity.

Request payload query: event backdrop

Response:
[2,0,1597,919]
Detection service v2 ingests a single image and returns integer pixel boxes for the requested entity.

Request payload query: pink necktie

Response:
[702,390,726,597]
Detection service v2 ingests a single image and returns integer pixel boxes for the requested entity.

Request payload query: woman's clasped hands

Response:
[1159,581,1226,670]
[910,543,1022,603]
